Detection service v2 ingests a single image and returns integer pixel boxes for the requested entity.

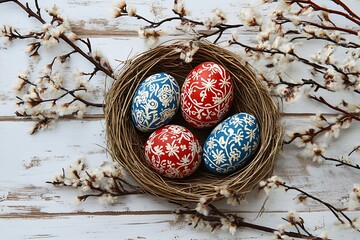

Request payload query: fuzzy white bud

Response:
[127,6,137,17]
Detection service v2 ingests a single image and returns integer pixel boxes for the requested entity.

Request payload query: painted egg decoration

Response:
[144,125,202,179]
[131,72,180,132]
[203,113,260,174]
[181,62,234,129]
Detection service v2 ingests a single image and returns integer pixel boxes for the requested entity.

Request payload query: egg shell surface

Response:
[181,62,234,128]
[203,113,260,174]
[144,125,202,179]
[131,72,180,132]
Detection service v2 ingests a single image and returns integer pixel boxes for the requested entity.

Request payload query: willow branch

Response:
[309,95,360,121]
[1,0,114,79]
[332,0,360,21]
[290,0,360,26]
[17,76,104,108]
[288,31,360,49]
[231,40,327,73]
[121,8,243,44]
[278,16,358,36]
[320,154,360,170]
[177,205,325,239]
[283,114,351,144]
[280,182,358,230]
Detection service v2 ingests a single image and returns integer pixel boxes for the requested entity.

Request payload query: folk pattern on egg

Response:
[131,72,180,132]
[181,62,234,128]
[144,125,202,179]
[203,113,260,174]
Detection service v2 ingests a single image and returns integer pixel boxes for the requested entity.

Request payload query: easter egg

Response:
[131,72,180,132]
[144,125,202,179]
[203,113,260,174]
[181,62,234,129]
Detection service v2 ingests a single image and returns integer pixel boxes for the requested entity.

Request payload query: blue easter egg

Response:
[131,72,180,132]
[203,113,260,174]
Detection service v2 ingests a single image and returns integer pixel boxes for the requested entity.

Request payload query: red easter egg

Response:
[181,62,234,128]
[144,125,202,179]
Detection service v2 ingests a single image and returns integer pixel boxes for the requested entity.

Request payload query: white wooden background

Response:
[0,0,359,239]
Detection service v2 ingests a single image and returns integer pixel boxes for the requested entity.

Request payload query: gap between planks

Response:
[0,114,104,122]
[0,113,340,122]
[0,210,173,219]
[71,26,258,38]
[2,209,354,219]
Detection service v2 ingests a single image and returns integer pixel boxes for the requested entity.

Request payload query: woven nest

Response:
[105,40,283,205]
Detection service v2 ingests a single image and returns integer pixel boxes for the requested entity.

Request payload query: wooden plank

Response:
[0,118,358,215]
[1,36,359,117]
[1,2,359,117]
[1,1,358,115]
[0,0,357,36]
[0,0,257,35]
[0,1,359,239]
[0,211,358,239]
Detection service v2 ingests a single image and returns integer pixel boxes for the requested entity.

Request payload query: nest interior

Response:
[105,40,283,204]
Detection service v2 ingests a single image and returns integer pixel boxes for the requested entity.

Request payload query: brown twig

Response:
[284,94,359,144]
[289,0,360,26]
[77,179,140,202]
[16,76,104,108]
[260,177,359,231]
[198,24,244,44]
[332,0,360,21]
[276,15,358,36]
[348,146,360,156]
[29,115,54,134]
[281,183,358,230]
[309,95,360,121]
[177,204,326,239]
[284,114,351,144]
[282,217,313,237]
[287,30,360,49]
[231,40,327,73]
[120,6,243,44]
[320,154,360,170]
[320,146,360,170]
[262,76,331,97]
[46,163,143,202]
[1,26,45,40]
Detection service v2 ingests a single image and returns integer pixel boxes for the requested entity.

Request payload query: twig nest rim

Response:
[105,40,283,205]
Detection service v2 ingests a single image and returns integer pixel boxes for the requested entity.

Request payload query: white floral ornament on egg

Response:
[203,113,260,174]
[144,125,202,179]
[131,72,180,132]
[181,61,234,129]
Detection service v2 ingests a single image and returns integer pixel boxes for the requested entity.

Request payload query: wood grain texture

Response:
[1,36,359,116]
[0,119,358,213]
[1,212,359,239]
[0,0,359,239]
[1,1,359,116]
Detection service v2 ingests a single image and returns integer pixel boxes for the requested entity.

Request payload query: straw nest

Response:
[105,40,283,205]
